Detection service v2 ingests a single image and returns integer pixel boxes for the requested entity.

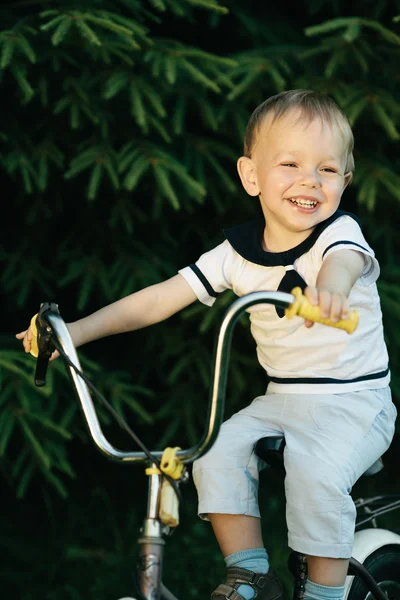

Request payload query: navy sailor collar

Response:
[223,210,360,267]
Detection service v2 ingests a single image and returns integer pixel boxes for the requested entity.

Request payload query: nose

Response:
[300,169,321,188]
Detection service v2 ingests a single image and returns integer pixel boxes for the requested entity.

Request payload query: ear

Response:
[237,156,260,197]
[343,171,353,189]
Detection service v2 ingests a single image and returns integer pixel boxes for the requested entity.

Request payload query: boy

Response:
[17,90,396,600]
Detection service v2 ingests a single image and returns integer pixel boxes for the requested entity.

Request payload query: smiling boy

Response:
[236,97,363,327]
[183,91,395,600]
[17,90,396,600]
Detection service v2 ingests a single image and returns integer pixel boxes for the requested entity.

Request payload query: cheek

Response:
[266,170,295,192]
[324,179,345,198]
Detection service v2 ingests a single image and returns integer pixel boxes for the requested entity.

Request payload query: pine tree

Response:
[1,0,400,597]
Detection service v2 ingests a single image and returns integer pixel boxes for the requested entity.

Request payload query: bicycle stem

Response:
[44,291,294,464]
[136,466,166,600]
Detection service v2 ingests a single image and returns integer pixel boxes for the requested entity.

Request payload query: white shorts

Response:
[192,387,396,558]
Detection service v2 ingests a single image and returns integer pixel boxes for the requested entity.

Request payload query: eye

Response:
[281,163,297,168]
[321,167,338,173]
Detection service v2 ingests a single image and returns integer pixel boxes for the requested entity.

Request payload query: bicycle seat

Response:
[255,436,285,469]
[254,435,384,476]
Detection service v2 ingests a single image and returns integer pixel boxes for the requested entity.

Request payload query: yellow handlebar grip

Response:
[30,314,39,357]
[285,287,359,334]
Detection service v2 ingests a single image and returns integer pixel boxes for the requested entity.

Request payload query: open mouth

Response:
[288,198,318,208]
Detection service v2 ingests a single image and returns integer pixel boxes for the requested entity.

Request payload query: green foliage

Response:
[2,0,400,597]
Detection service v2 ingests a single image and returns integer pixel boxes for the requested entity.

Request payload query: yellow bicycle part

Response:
[145,447,184,528]
[285,287,359,334]
[29,313,39,358]
[144,447,184,479]
[160,446,184,480]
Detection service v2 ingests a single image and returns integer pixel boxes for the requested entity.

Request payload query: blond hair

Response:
[243,89,354,175]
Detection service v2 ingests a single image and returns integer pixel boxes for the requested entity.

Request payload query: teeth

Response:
[289,198,317,207]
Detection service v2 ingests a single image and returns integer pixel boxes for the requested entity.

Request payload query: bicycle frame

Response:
[36,291,400,600]
[38,291,294,600]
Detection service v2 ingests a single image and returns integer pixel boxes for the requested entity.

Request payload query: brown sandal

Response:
[211,567,284,600]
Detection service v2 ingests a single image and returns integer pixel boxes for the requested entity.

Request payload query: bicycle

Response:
[28,289,400,600]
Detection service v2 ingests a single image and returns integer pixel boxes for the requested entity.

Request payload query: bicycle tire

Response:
[347,546,400,600]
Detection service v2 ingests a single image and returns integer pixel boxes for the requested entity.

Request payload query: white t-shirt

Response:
[178,211,390,394]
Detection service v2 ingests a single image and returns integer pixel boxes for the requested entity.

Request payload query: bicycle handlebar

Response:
[29,289,359,465]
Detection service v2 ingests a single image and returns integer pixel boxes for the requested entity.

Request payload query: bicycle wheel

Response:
[347,546,400,600]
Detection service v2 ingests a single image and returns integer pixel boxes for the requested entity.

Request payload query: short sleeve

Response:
[178,240,237,306]
[315,215,379,285]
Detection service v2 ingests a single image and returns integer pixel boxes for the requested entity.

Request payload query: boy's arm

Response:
[16,274,198,354]
[304,249,366,326]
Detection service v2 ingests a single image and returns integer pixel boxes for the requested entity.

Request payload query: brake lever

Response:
[31,302,59,387]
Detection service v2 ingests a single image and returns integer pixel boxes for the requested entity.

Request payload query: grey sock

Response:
[224,548,269,600]
[304,579,345,600]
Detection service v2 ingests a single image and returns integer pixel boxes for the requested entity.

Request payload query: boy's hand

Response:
[16,325,34,353]
[15,326,60,360]
[303,286,349,328]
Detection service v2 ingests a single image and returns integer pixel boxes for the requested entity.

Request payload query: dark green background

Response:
[1,1,400,598]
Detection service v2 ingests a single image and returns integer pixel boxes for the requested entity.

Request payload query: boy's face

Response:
[238,110,352,249]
